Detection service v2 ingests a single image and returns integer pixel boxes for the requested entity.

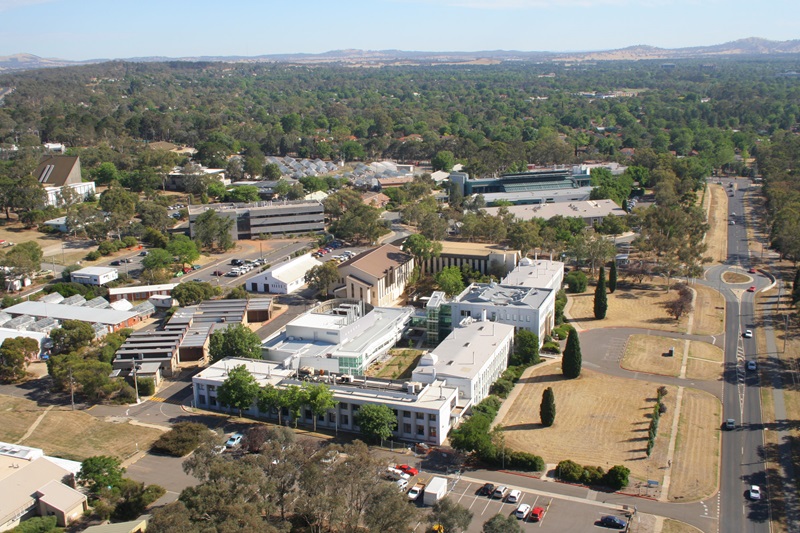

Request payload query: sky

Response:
[0,0,798,60]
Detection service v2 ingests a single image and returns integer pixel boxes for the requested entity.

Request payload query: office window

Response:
[341,414,349,426]
[208,385,216,392]
[429,413,437,421]
[196,383,205,390]
[416,425,425,436]
[403,410,411,418]
[198,395,206,405]
[339,402,348,409]
[305,409,312,419]
[328,413,336,423]
[210,396,217,406]
[416,412,424,420]
[430,427,437,437]
[403,423,412,434]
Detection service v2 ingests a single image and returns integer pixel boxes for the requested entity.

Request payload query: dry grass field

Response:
[568,284,688,333]
[722,271,751,284]
[0,396,163,462]
[668,388,721,501]
[692,285,725,336]
[704,184,729,264]
[661,519,704,533]
[500,368,677,484]
[621,335,682,377]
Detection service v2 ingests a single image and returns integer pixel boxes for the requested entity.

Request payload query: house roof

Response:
[339,244,411,280]
[71,266,118,277]
[83,516,150,533]
[36,479,86,512]
[33,155,80,188]
[0,456,75,526]
[108,284,177,296]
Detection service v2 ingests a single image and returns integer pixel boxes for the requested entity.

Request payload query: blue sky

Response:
[0,0,798,60]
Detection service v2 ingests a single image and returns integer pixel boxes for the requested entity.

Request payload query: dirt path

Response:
[15,405,54,444]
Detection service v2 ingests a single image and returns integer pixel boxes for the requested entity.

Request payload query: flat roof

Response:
[481,186,593,203]
[71,266,118,276]
[256,254,321,284]
[4,301,137,325]
[455,282,553,310]
[339,244,411,279]
[437,241,516,257]
[108,283,177,295]
[502,259,564,287]
[426,320,515,381]
[484,199,625,221]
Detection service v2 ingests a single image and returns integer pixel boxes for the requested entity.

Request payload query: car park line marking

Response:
[481,495,494,515]
[455,482,471,504]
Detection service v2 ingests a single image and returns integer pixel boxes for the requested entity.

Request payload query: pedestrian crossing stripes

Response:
[148,396,183,405]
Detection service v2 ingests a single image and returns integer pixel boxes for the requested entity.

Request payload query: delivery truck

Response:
[422,476,448,506]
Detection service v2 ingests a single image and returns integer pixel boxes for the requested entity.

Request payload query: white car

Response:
[743,330,753,339]
[507,489,522,504]
[749,485,761,500]
[514,504,531,520]
[395,478,409,492]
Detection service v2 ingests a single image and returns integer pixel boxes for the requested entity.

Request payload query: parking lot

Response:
[444,477,634,532]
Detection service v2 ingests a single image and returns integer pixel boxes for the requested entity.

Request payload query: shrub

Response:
[564,271,588,293]
[555,459,583,482]
[501,366,525,383]
[603,465,630,490]
[151,422,209,456]
[10,515,59,533]
[472,396,502,418]
[581,465,605,485]
[489,378,514,398]
[122,236,138,248]
[541,341,561,353]
[114,383,137,404]
[1,296,22,309]
[86,250,101,261]
[505,450,545,471]
[136,378,155,396]
[552,324,573,340]
[97,241,117,255]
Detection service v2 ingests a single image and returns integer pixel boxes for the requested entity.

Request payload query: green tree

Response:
[217,365,260,417]
[429,498,473,533]
[593,266,608,320]
[364,483,420,533]
[79,455,125,494]
[99,185,137,239]
[513,330,539,366]
[431,150,456,172]
[304,261,339,297]
[564,270,587,293]
[603,465,630,490]
[11,515,59,533]
[540,387,556,427]
[137,202,172,232]
[483,513,522,533]
[91,162,119,184]
[609,261,618,294]
[166,235,200,268]
[306,383,336,432]
[50,320,95,354]
[257,384,284,425]
[283,384,309,428]
[171,281,220,306]
[193,209,234,251]
[264,163,282,181]
[435,265,465,297]
[225,185,260,203]
[791,267,800,305]
[141,248,173,270]
[208,323,262,363]
[561,328,582,379]
[0,337,38,382]
[403,233,442,264]
[353,403,397,443]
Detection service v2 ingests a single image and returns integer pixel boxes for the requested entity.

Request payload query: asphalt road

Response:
[712,177,770,533]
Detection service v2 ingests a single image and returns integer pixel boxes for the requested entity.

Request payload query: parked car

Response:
[743,330,753,338]
[492,486,508,499]
[599,515,627,529]
[192,264,202,270]
[514,504,531,520]
[110,260,121,266]
[213,270,224,276]
[407,483,425,501]
[395,478,409,492]
[529,507,544,522]
[725,418,736,430]
[397,464,418,477]
[747,286,756,292]
[507,489,521,504]
[225,433,244,448]
[749,485,762,500]
[191,278,203,282]
[748,267,757,274]
[139,250,149,256]
[479,483,495,496]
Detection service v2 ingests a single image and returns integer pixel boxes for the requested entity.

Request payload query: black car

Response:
[110,260,121,266]
[479,483,495,496]
[599,515,627,529]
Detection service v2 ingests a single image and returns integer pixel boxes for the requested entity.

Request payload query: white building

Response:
[193,357,459,446]
[450,281,555,341]
[263,299,413,375]
[413,318,514,409]
[484,199,626,227]
[247,254,322,294]
[501,258,564,292]
[70,266,118,286]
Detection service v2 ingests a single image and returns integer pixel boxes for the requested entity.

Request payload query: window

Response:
[341,414,349,426]
[403,423,412,434]
[328,413,337,423]
[198,394,206,405]
[430,427,437,437]
[416,412,424,420]
[416,425,425,436]
[429,413,437,421]
[403,411,411,418]
[210,396,217,406]
[208,385,216,392]
[196,383,205,390]
[339,402,349,409]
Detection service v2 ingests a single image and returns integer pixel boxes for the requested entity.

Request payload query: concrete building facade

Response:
[70,267,118,286]
[188,200,325,241]
[335,244,414,307]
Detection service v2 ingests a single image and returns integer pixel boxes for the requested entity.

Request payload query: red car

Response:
[748,268,757,274]
[397,464,418,476]
[213,270,224,276]
[529,507,545,522]
[747,286,756,292]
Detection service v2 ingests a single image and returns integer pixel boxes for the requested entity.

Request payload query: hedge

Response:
[555,460,630,490]
[151,422,208,457]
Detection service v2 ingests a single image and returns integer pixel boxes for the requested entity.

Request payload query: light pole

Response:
[132,358,140,404]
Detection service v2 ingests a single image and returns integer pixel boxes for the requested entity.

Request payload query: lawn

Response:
[621,334,682,377]
[0,395,164,462]
[367,349,424,379]
[568,283,688,333]
[692,284,725,336]
[661,519,704,533]
[704,183,728,264]
[500,368,677,484]
[668,388,721,502]
[722,271,751,284]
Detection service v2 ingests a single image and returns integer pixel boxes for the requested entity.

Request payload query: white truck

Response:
[408,482,425,501]
[422,476,448,506]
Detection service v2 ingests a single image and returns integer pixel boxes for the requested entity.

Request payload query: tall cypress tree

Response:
[562,328,582,379]
[594,266,608,320]
[609,261,617,294]
[792,267,800,305]
[540,387,556,427]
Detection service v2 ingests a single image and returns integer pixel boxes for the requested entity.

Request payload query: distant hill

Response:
[3,37,800,72]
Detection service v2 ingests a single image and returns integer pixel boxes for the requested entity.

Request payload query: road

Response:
[708,177,770,533]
